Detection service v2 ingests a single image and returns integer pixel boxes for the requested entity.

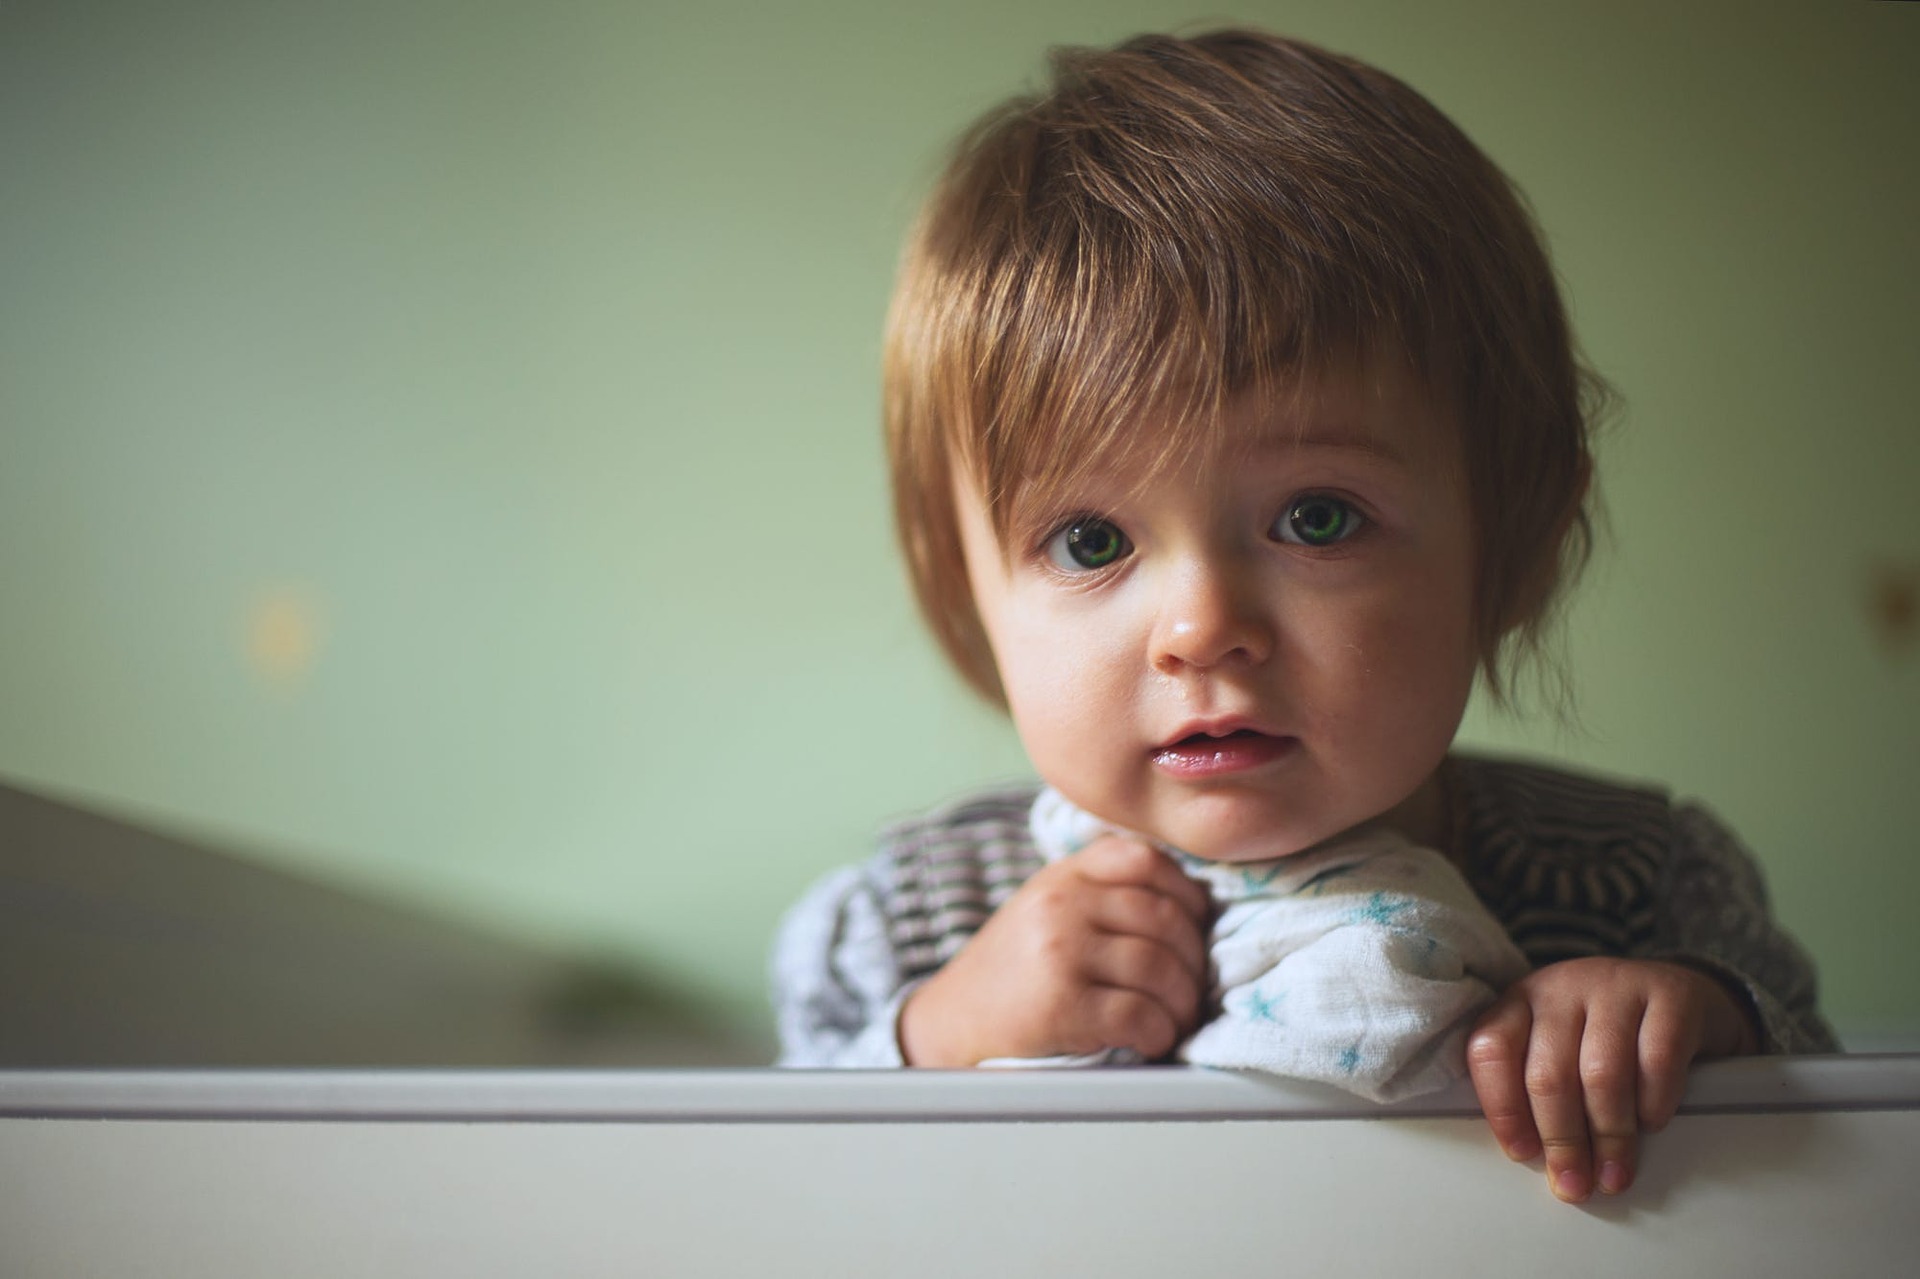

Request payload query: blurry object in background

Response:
[242,584,328,691]
[0,779,768,1067]
[1867,559,1918,661]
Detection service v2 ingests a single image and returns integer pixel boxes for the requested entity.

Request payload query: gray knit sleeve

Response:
[1638,804,1839,1054]
[769,862,911,1067]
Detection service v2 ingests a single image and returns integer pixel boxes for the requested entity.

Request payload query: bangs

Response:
[965,213,1388,544]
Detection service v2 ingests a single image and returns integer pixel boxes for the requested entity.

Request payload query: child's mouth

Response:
[1152,729,1296,777]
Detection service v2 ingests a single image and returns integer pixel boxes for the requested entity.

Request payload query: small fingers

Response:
[1472,958,1734,1203]
[1075,836,1213,924]
[1077,984,1181,1061]
[1467,996,1540,1162]
[1638,983,1705,1133]
[1523,1003,1594,1203]
[1085,885,1209,984]
[1580,995,1645,1196]
[1081,934,1204,1038]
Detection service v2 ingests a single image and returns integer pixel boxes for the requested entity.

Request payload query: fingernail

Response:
[1552,1168,1590,1202]
[1599,1161,1629,1195]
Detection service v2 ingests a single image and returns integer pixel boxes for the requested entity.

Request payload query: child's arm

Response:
[900,835,1212,1067]
[1465,802,1833,1203]
[771,863,919,1067]
[1643,805,1836,1054]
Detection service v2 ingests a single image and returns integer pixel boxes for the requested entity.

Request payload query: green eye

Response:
[1275,495,1362,548]
[1047,517,1131,571]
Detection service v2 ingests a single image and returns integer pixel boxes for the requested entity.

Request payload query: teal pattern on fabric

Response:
[1236,862,1285,893]
[1300,861,1369,897]
[1241,986,1287,1024]
[1343,892,1414,927]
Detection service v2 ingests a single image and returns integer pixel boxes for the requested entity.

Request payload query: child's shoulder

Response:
[1449,752,1677,835]
[1447,751,1749,920]
[862,781,1047,981]
[1448,751,1702,900]
[874,780,1044,859]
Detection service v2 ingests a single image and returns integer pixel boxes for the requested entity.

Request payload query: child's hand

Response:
[898,835,1212,1067]
[1467,957,1760,1203]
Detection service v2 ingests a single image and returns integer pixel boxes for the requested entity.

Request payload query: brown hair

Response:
[884,28,1604,708]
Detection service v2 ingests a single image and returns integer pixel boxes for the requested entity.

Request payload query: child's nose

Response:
[1149,559,1274,675]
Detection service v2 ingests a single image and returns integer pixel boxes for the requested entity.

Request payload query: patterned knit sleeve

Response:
[1638,804,1839,1054]
[768,861,912,1067]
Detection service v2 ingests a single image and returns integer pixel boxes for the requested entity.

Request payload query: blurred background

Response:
[2,0,1915,1065]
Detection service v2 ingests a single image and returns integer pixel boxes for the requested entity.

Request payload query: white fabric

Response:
[990,788,1531,1101]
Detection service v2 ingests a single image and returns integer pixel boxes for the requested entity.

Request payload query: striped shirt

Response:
[771,755,1837,1067]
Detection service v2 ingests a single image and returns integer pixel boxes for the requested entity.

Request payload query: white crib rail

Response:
[2,1053,1916,1122]
[4,1057,1916,1278]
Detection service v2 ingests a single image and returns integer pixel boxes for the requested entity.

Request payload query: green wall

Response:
[3,0,1915,1046]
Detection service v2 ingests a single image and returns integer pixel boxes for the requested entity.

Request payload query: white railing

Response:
[4,1056,1915,1277]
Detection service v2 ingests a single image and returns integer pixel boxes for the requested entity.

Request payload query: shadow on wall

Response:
[0,780,770,1067]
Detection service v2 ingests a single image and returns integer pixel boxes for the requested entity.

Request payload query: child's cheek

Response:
[993,600,1139,793]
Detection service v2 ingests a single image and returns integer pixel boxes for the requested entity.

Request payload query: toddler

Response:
[771,29,1834,1203]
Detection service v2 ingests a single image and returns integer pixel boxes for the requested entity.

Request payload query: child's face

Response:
[957,361,1479,862]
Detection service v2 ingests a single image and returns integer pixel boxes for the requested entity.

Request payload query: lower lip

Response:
[1151,732,1297,778]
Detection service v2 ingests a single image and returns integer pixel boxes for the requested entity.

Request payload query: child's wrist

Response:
[1706,979,1763,1057]
[1673,961,1762,1056]
[896,984,933,1066]
[898,977,969,1067]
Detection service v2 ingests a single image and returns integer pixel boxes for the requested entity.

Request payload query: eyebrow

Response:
[1251,428,1413,469]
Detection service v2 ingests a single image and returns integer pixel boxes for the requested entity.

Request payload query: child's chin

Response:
[1158,820,1315,864]
[1130,792,1326,862]
[1181,842,1310,865]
